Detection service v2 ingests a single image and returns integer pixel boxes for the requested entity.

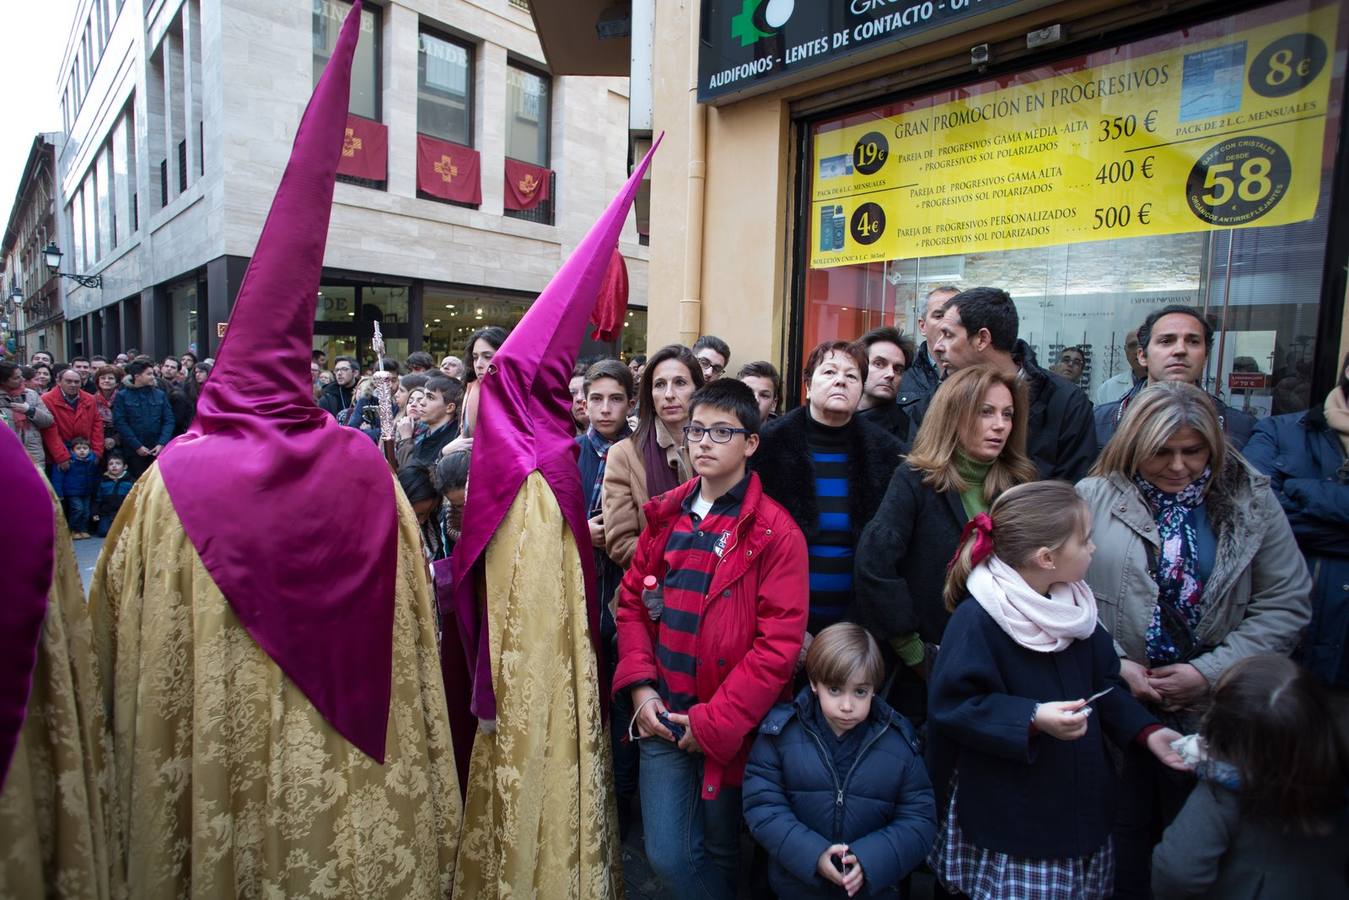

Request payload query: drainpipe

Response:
[679,3,707,346]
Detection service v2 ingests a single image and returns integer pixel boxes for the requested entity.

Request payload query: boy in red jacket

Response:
[614,378,809,899]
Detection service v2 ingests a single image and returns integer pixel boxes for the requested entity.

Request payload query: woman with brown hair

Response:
[1078,380,1312,899]
[602,343,704,568]
[92,365,123,453]
[854,364,1036,720]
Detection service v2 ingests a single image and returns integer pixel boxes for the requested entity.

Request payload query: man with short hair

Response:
[693,335,731,382]
[855,326,918,445]
[410,374,462,465]
[900,285,958,399]
[628,354,647,384]
[440,355,464,379]
[1095,304,1256,449]
[569,367,591,435]
[405,351,435,374]
[930,286,1097,481]
[160,356,183,387]
[113,359,174,481]
[318,355,357,418]
[41,367,104,473]
[1095,330,1146,404]
[737,360,781,422]
[70,356,95,393]
[31,350,54,367]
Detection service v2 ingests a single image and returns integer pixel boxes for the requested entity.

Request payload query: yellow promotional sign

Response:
[808,5,1338,268]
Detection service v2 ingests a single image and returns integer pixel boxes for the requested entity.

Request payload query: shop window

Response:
[422,289,531,360]
[418,29,472,146]
[620,306,648,360]
[798,0,1347,416]
[169,278,199,354]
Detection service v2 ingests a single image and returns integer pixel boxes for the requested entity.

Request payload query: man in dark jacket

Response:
[753,340,905,633]
[928,286,1097,481]
[1095,304,1256,450]
[113,359,175,481]
[318,355,358,418]
[898,284,957,402]
[1244,400,1349,687]
[854,325,918,447]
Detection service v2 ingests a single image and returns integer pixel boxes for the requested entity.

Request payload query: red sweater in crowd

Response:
[40,386,104,464]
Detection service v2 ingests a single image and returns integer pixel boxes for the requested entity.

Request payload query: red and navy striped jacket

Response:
[655,477,748,713]
[614,471,810,798]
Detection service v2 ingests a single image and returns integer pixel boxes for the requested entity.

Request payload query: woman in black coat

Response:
[854,366,1036,720]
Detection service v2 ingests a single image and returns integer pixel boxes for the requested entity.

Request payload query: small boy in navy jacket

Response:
[744,623,937,898]
[51,436,100,538]
[93,451,134,537]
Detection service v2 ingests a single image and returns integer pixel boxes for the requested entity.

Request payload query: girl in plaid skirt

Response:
[925,482,1191,899]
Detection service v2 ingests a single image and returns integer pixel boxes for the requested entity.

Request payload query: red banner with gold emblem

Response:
[504,158,551,211]
[337,114,387,181]
[416,135,482,205]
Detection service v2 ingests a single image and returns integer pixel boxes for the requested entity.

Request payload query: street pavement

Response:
[74,534,104,591]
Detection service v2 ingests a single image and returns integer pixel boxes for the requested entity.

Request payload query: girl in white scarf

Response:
[927,481,1189,900]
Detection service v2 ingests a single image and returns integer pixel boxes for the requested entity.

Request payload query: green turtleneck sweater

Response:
[955,451,994,519]
[891,452,995,668]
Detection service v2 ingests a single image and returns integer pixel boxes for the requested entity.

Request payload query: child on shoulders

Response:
[744,622,937,898]
[926,481,1190,900]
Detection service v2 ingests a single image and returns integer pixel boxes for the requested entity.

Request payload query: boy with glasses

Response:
[614,378,808,900]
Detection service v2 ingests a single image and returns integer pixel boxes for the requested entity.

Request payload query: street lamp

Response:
[42,242,102,289]
[8,285,22,306]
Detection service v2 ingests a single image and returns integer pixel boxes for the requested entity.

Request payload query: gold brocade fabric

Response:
[89,468,461,899]
[454,471,623,899]
[0,481,115,900]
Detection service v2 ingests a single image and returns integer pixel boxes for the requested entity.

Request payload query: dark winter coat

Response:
[927,600,1157,859]
[899,342,941,399]
[112,384,174,451]
[1095,382,1256,450]
[744,689,937,898]
[613,472,809,798]
[1243,405,1349,687]
[1152,778,1349,899]
[752,405,905,549]
[855,400,918,449]
[95,472,134,522]
[854,463,966,652]
[317,380,355,418]
[908,341,1096,482]
[50,454,100,498]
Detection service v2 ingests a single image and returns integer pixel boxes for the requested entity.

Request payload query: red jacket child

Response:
[613,471,809,799]
[41,385,104,465]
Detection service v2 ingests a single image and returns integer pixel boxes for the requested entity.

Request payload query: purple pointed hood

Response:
[157,0,398,762]
[449,137,662,721]
[0,425,55,788]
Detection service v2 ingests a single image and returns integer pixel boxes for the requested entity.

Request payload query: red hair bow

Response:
[948,512,995,571]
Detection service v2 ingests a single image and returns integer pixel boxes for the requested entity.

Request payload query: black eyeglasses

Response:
[699,361,726,376]
[683,425,751,443]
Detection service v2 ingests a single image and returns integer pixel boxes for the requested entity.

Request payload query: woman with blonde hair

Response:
[1077,380,1312,899]
[855,365,1037,720]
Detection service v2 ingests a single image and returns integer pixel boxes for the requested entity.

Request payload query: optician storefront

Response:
[789,0,1346,414]
[529,0,1349,415]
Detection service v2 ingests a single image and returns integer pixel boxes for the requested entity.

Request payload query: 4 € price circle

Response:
[1185,136,1292,226]
[850,203,886,246]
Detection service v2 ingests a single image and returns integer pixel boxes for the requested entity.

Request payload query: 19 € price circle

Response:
[1185,136,1292,226]
[850,203,885,245]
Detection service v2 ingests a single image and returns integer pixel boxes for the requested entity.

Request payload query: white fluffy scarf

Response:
[967,555,1099,652]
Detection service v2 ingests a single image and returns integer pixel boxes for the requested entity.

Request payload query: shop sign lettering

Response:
[808,5,1335,268]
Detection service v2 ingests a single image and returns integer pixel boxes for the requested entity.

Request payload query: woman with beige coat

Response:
[1076,381,1311,899]
[602,343,704,568]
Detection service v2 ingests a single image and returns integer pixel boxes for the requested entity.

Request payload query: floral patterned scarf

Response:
[1134,468,1210,665]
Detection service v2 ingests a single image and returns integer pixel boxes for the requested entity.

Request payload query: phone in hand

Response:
[656,711,685,742]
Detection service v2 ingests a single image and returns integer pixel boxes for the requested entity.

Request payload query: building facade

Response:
[531,0,1349,415]
[1,134,68,361]
[54,0,648,365]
